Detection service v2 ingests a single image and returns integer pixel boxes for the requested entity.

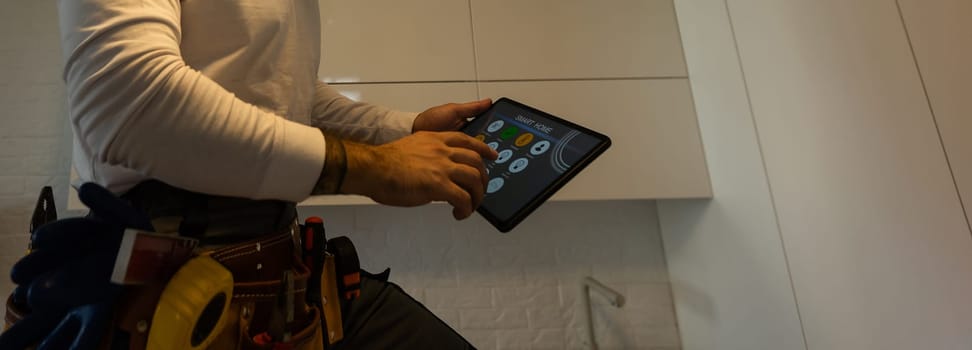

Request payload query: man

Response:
[3,0,496,348]
[62,0,495,222]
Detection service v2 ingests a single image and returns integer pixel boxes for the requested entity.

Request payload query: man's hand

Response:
[341,131,498,219]
[412,99,492,133]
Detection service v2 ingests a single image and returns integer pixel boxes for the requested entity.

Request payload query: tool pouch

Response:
[237,305,324,350]
[207,235,324,350]
[326,237,362,302]
[106,230,323,350]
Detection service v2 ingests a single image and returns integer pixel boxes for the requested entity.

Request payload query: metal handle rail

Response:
[581,276,625,350]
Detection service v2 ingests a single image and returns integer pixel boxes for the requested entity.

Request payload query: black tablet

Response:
[462,98,611,233]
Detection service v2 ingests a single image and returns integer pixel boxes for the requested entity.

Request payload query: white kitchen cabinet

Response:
[479,80,709,200]
[303,0,711,207]
[65,0,711,211]
[318,0,477,83]
[470,0,687,80]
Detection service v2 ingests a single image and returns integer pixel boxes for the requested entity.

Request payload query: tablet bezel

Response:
[462,97,612,233]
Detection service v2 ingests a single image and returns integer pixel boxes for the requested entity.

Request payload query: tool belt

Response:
[122,228,319,350]
[4,225,363,350]
[4,182,366,350]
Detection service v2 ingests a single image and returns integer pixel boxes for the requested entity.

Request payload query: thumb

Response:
[453,98,492,117]
[79,183,153,231]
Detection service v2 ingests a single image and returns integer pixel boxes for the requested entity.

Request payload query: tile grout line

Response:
[723,0,810,349]
[894,0,972,236]
[325,76,690,86]
[467,0,482,99]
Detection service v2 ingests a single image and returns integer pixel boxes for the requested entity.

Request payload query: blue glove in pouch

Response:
[1,183,153,350]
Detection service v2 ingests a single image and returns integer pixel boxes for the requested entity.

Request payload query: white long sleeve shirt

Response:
[59,0,416,202]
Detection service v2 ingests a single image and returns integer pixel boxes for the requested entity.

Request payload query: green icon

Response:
[500,126,519,140]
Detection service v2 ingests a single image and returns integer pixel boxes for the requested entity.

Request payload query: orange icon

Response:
[475,134,486,142]
[514,133,534,147]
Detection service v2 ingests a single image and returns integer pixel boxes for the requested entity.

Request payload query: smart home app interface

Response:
[465,102,602,221]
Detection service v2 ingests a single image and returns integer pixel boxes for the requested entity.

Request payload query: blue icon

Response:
[487,177,505,194]
[509,158,529,173]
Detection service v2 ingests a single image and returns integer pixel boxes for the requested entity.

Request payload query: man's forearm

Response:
[310,130,495,220]
[312,132,386,197]
[339,141,386,197]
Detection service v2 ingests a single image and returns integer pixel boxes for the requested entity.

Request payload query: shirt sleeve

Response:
[60,0,325,202]
[311,81,419,145]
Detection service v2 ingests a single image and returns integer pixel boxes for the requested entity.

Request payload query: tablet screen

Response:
[463,98,610,231]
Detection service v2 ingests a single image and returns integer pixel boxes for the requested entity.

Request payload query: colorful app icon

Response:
[500,127,519,140]
[487,120,505,133]
[530,140,551,155]
[475,134,486,142]
[509,158,529,173]
[495,149,513,164]
[487,142,499,150]
[514,133,534,147]
[487,177,505,194]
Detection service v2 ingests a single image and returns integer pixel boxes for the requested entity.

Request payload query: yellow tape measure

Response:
[146,255,233,350]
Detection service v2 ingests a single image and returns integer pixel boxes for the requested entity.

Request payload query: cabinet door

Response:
[479,80,710,200]
[470,0,687,80]
[318,0,476,83]
[898,0,972,227]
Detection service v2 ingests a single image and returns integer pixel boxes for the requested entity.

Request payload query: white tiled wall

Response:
[897,0,972,227]
[0,1,73,304]
[663,0,972,349]
[1,0,684,349]
[726,1,972,348]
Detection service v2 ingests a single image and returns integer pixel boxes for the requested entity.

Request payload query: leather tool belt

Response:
[4,182,364,349]
[4,222,362,350]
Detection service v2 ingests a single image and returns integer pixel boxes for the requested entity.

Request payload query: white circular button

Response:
[487,120,505,133]
[530,140,551,155]
[496,149,513,164]
[487,141,499,150]
[509,158,529,173]
[487,177,505,194]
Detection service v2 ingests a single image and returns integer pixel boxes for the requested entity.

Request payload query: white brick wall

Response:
[0,2,682,349]
[0,1,73,305]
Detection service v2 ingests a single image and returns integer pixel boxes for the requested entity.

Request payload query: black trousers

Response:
[334,275,473,349]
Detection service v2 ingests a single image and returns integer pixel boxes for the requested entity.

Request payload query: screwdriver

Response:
[302,217,326,310]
